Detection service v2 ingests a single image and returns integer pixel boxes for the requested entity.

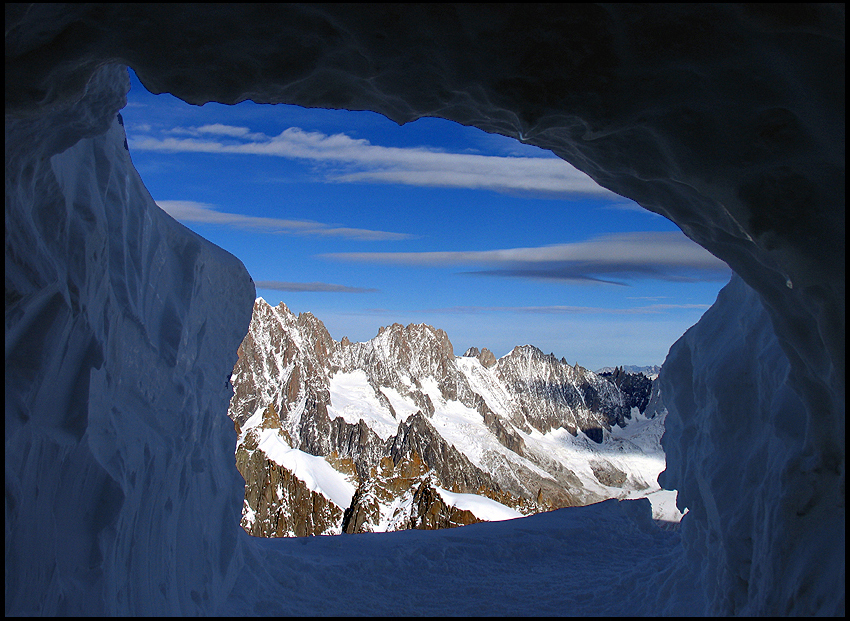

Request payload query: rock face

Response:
[492,345,629,437]
[340,454,484,534]
[5,4,843,616]
[464,346,497,368]
[237,432,347,537]
[230,299,656,535]
[599,368,654,414]
[235,403,354,537]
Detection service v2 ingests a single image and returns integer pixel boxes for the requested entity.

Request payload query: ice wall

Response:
[5,4,844,616]
[659,275,844,614]
[5,64,255,614]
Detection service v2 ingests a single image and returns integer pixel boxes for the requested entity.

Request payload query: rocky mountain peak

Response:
[464,346,497,368]
[598,367,654,414]
[230,300,668,539]
[295,310,336,365]
[374,322,454,359]
[338,320,463,406]
[491,344,629,437]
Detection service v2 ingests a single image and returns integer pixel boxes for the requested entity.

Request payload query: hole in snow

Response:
[124,67,724,535]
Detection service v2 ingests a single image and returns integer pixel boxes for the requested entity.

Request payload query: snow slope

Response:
[241,410,357,512]
[5,5,843,616]
[327,369,416,440]
[224,497,687,617]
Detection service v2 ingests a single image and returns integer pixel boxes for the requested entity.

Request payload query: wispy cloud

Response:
[322,231,732,285]
[156,200,413,241]
[255,281,379,293]
[415,303,712,315]
[342,302,711,316]
[166,123,269,141]
[130,124,618,198]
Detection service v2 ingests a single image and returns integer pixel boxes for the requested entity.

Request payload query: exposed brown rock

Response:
[478,347,497,368]
[235,428,350,537]
[590,461,629,488]
[342,453,484,534]
[409,479,481,530]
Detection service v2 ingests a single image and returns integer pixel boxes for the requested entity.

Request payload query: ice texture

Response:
[659,274,845,613]
[5,5,843,616]
[5,65,255,615]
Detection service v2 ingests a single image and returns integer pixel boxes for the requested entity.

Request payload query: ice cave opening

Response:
[5,4,843,616]
[120,72,706,532]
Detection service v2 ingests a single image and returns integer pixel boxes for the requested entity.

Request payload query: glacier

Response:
[4,4,844,616]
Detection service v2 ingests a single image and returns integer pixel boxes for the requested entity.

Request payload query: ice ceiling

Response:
[5,4,844,615]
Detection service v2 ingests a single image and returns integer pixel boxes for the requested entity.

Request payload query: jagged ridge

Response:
[230,299,671,535]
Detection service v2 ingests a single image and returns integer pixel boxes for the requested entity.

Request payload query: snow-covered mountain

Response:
[229,298,680,536]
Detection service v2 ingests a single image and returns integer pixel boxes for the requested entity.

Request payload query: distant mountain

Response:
[596,365,662,379]
[229,299,675,537]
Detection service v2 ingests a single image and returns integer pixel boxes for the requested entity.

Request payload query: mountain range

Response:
[228,298,677,537]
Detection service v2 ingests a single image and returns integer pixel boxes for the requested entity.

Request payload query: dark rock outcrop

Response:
[493,345,630,435]
[600,367,654,414]
[236,434,346,537]
[341,453,482,534]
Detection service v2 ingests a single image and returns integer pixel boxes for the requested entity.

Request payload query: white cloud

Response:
[130,126,618,197]
[164,123,270,141]
[195,123,252,137]
[415,303,712,315]
[155,200,413,241]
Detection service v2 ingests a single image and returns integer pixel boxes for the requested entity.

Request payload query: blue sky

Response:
[123,68,731,371]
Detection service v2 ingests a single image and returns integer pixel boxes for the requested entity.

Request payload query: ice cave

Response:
[5,4,844,615]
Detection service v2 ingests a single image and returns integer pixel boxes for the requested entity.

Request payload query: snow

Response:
[327,369,403,440]
[379,385,422,421]
[456,353,682,517]
[256,429,356,510]
[6,63,256,615]
[222,497,687,616]
[238,407,357,509]
[434,487,524,522]
[456,355,517,417]
[420,376,559,485]
[5,5,844,617]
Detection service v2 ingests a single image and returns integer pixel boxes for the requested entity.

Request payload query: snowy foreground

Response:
[5,6,844,613]
[229,413,688,615]
[225,498,688,616]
